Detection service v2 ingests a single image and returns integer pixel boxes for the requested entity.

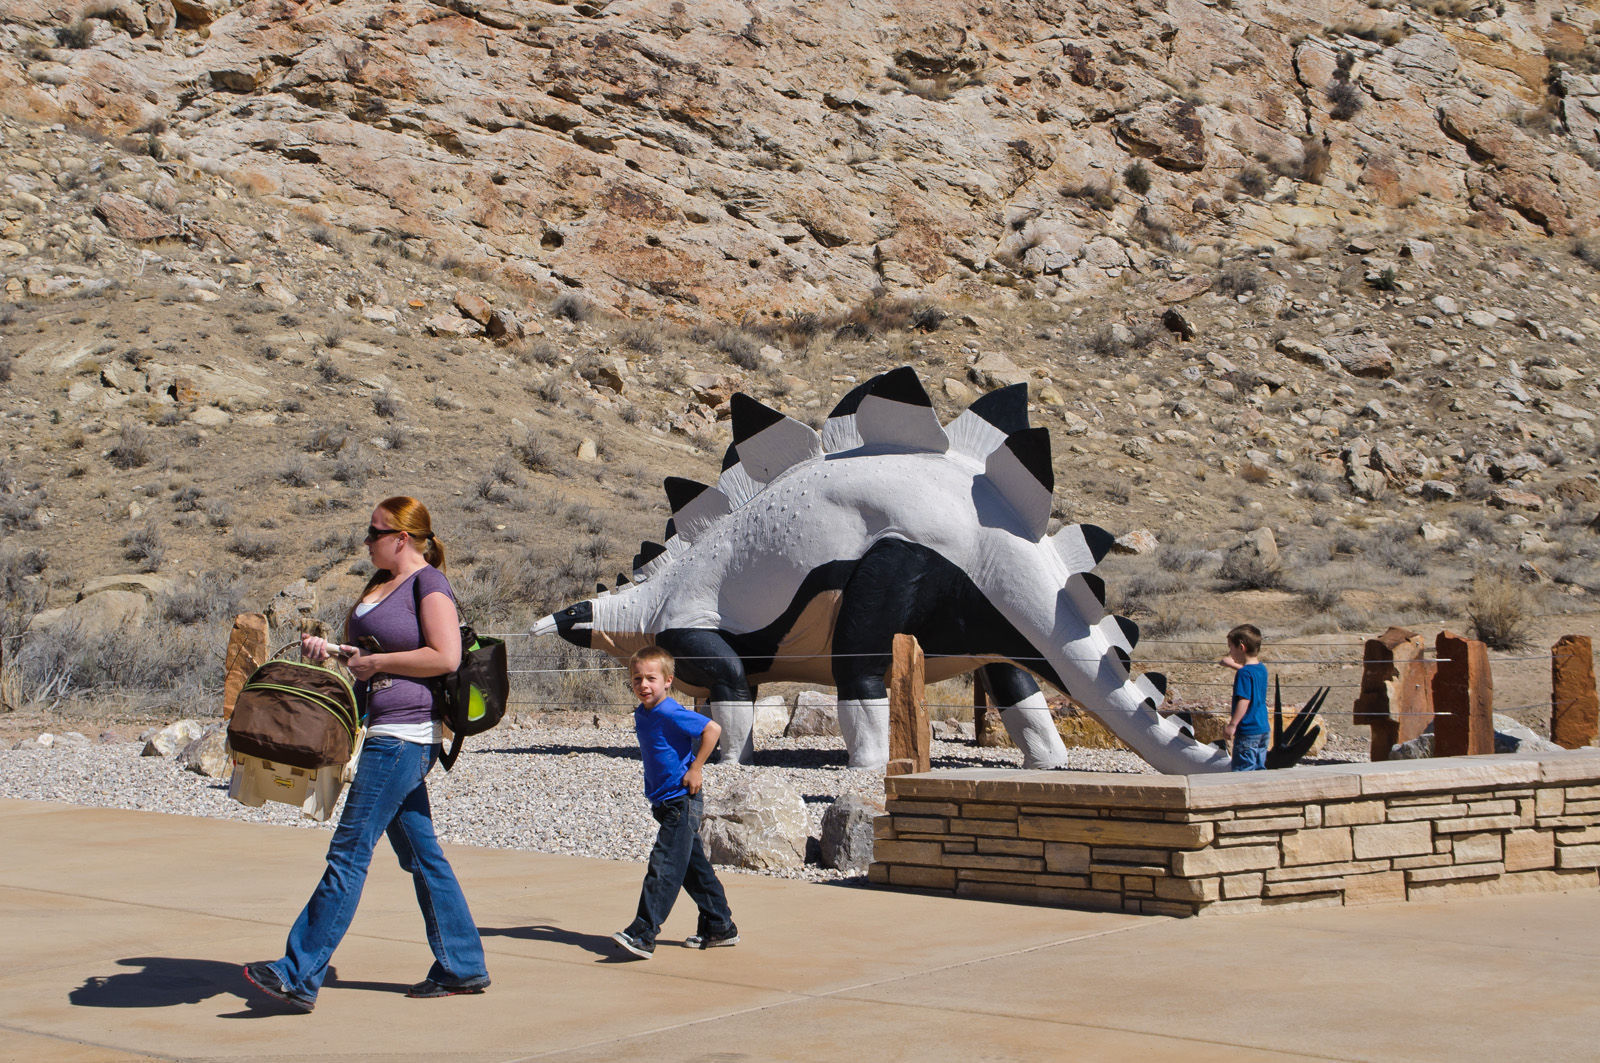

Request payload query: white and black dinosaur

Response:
[532,367,1319,775]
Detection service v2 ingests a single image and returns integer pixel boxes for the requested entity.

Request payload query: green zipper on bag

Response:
[240,683,359,740]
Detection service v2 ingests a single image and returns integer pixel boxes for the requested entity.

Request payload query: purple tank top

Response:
[348,566,454,727]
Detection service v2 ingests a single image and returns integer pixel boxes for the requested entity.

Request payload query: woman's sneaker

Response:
[685,926,740,949]
[243,962,315,1012]
[407,975,490,998]
[611,929,654,959]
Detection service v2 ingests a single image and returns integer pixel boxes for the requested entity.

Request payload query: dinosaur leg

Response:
[831,540,960,770]
[656,629,755,765]
[979,664,1070,769]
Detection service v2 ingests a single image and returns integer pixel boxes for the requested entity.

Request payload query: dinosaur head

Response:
[531,599,593,647]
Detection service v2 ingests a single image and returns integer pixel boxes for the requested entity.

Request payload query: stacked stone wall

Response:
[868,753,1600,916]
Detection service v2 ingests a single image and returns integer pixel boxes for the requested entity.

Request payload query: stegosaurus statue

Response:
[534,367,1307,775]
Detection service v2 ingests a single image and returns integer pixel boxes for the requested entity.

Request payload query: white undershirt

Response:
[352,601,442,745]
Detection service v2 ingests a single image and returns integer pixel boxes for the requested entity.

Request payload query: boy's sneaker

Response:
[243,962,315,1013]
[685,927,740,949]
[611,929,654,959]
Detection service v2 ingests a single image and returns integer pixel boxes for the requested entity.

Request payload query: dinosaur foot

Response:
[837,698,889,769]
[708,700,755,765]
[999,694,1070,769]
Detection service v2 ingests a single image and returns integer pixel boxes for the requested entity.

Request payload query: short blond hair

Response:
[629,645,675,679]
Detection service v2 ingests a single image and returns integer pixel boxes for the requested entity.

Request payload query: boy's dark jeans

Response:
[624,793,735,946]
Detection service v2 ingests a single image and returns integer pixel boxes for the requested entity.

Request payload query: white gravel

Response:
[0,722,1369,881]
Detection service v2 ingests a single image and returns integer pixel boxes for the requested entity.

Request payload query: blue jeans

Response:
[624,793,734,947]
[1231,732,1270,772]
[267,737,486,1002]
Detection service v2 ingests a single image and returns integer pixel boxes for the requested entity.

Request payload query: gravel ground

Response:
[0,721,1370,882]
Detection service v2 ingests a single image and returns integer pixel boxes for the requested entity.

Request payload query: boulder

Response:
[752,695,790,742]
[1112,529,1159,555]
[699,777,809,871]
[264,579,318,628]
[177,723,232,778]
[819,793,883,874]
[786,690,840,737]
[1324,334,1395,378]
[1116,100,1207,171]
[95,193,180,241]
[142,719,207,757]
[1393,715,1561,758]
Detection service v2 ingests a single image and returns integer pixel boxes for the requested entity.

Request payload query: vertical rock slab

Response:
[222,612,268,720]
[888,633,930,776]
[1433,631,1493,757]
[1551,635,1599,750]
[1354,627,1435,760]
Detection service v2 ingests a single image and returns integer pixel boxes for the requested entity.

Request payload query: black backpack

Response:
[413,579,509,770]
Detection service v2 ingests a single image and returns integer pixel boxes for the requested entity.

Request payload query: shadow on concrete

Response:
[70,957,251,1009]
[480,923,643,962]
[69,958,412,1019]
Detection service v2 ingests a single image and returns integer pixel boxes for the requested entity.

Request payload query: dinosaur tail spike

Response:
[662,477,731,543]
[1115,614,1141,652]
[1112,646,1131,672]
[1134,672,1167,710]
[632,540,666,573]
[1080,524,1114,564]
[1049,524,1112,575]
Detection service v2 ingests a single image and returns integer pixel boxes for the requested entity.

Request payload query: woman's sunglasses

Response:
[365,526,404,541]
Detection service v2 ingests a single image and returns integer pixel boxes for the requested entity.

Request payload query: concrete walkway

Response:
[3,797,1597,1062]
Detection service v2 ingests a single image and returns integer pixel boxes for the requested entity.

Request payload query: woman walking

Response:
[244,496,488,1011]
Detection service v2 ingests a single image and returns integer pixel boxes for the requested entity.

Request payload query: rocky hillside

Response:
[2,0,1598,320]
[3,0,1600,738]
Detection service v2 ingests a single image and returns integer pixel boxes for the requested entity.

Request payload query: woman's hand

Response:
[345,650,383,682]
[301,634,333,662]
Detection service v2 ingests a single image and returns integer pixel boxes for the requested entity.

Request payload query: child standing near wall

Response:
[1218,624,1270,772]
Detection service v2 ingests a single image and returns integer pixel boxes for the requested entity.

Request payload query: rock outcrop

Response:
[3,0,1596,320]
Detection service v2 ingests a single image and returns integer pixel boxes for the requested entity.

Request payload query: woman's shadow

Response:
[70,957,401,1017]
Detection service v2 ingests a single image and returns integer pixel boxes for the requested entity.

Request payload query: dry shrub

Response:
[1467,571,1532,651]
[1217,548,1284,590]
[106,421,151,470]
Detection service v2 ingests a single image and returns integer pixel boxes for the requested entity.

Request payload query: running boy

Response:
[612,646,739,959]
[1217,624,1270,772]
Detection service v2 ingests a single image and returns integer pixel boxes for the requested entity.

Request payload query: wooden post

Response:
[973,670,992,746]
[1352,627,1435,761]
[887,633,930,776]
[1433,631,1493,757]
[1551,635,1599,749]
[222,613,268,720]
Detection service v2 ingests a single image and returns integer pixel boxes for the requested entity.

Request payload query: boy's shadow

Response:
[70,957,400,1017]
[480,924,649,963]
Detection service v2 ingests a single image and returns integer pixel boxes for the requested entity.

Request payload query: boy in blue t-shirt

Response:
[1218,624,1270,772]
[612,646,739,959]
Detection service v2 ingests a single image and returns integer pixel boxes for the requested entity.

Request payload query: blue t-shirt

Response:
[1232,662,1269,737]
[633,696,710,804]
